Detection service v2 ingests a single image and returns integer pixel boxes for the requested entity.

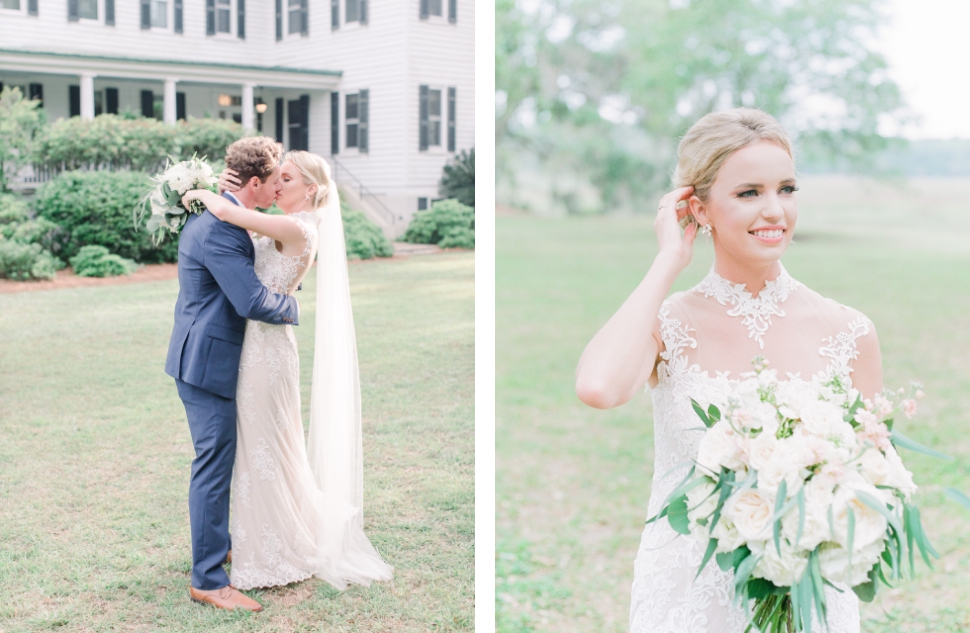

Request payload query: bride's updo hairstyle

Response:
[284,150,332,209]
[673,108,793,202]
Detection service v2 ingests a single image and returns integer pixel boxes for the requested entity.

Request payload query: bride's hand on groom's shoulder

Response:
[218,169,242,194]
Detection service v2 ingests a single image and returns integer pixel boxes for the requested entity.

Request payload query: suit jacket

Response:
[165,193,299,399]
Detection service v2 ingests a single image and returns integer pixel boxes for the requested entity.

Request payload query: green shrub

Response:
[0,193,29,228]
[31,115,248,174]
[0,239,63,281]
[34,170,179,263]
[1,86,46,192]
[438,148,475,208]
[69,244,138,277]
[32,115,179,173]
[341,200,394,260]
[402,198,475,249]
[179,118,249,162]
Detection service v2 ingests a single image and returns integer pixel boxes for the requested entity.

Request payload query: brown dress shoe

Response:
[190,585,262,612]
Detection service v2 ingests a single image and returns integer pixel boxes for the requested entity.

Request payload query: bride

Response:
[182,151,393,594]
[575,108,877,632]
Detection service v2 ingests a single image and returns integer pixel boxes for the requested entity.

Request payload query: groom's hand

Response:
[218,169,242,194]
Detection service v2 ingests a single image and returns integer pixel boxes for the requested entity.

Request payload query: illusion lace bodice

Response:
[252,210,320,294]
[630,266,866,633]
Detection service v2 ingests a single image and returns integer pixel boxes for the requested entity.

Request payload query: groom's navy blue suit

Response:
[165,194,299,590]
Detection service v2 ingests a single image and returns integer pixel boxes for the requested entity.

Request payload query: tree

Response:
[496,0,909,213]
[439,148,475,207]
[0,87,46,192]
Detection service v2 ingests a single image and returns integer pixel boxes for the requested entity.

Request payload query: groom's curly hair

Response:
[226,137,284,185]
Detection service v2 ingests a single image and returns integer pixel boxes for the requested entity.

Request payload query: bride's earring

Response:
[702,224,713,236]
[304,193,311,202]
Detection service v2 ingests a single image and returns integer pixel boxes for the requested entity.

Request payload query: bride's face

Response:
[275,160,314,213]
[692,139,797,266]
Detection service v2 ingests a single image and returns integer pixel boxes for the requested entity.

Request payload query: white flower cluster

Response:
[687,366,919,589]
[143,156,218,243]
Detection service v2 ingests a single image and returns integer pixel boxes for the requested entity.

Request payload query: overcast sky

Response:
[881,0,970,139]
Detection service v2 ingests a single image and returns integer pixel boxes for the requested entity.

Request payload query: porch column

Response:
[163,78,177,125]
[80,73,95,120]
[242,83,255,130]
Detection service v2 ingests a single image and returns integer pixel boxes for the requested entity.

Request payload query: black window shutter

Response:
[419,0,428,19]
[141,90,154,118]
[300,0,308,35]
[206,0,215,35]
[237,0,245,38]
[330,0,338,29]
[418,85,429,151]
[175,0,183,32]
[105,87,118,114]
[448,0,456,23]
[447,87,456,152]
[105,0,114,24]
[69,86,80,117]
[360,0,367,24]
[288,95,309,151]
[359,89,369,153]
[176,92,186,120]
[330,92,339,154]
[275,0,282,39]
[140,0,149,28]
[68,0,79,21]
[27,0,37,15]
[29,83,43,106]
[275,97,284,142]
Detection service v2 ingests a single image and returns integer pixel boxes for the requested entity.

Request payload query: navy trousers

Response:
[176,379,235,590]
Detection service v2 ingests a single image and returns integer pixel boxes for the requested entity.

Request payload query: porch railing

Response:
[327,155,397,225]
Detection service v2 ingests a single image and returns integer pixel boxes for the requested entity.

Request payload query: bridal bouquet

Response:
[649,359,945,632]
[141,155,218,245]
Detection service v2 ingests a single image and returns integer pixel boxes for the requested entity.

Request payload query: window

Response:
[345,0,357,21]
[420,0,454,22]
[217,0,230,32]
[0,0,21,9]
[345,93,359,148]
[418,197,428,211]
[79,0,97,19]
[427,0,441,17]
[288,0,302,33]
[151,0,167,27]
[427,88,442,147]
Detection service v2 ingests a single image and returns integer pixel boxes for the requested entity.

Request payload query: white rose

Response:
[756,440,807,495]
[712,518,746,553]
[781,477,835,550]
[830,481,889,551]
[800,400,846,438]
[748,432,778,471]
[749,538,809,587]
[724,488,775,541]
[687,480,718,542]
[696,421,743,475]
[817,539,885,586]
[859,448,892,486]
[883,444,918,498]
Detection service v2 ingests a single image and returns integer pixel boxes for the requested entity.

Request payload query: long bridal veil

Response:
[306,173,393,588]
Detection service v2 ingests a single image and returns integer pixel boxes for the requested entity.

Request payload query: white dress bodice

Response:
[630,267,865,633]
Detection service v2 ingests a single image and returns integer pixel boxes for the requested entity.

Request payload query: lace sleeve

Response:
[817,310,875,384]
[656,298,697,381]
[291,214,320,261]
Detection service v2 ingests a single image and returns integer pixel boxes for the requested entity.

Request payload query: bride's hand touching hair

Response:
[654,185,699,272]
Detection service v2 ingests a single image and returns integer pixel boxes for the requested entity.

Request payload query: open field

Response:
[0,252,474,632]
[496,175,970,632]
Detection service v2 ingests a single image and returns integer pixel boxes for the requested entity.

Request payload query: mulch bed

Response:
[0,243,454,295]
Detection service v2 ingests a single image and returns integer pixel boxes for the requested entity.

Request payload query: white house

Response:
[0,0,474,235]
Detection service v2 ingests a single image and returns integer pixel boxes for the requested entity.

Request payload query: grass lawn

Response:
[496,175,970,632]
[0,251,474,632]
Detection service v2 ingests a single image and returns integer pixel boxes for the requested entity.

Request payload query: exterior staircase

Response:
[329,156,406,239]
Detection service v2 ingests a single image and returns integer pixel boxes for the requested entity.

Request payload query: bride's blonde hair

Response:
[284,151,332,209]
[673,108,793,202]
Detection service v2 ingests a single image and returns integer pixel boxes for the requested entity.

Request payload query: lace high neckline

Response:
[693,264,802,349]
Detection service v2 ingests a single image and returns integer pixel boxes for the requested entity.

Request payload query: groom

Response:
[165,136,298,612]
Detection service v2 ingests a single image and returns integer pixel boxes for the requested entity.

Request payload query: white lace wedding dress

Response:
[630,266,865,633]
[229,210,392,590]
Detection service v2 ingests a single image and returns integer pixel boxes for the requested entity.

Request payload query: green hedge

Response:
[342,200,394,260]
[31,115,248,174]
[69,245,138,277]
[0,240,63,280]
[402,198,475,249]
[34,170,179,263]
[0,193,65,280]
